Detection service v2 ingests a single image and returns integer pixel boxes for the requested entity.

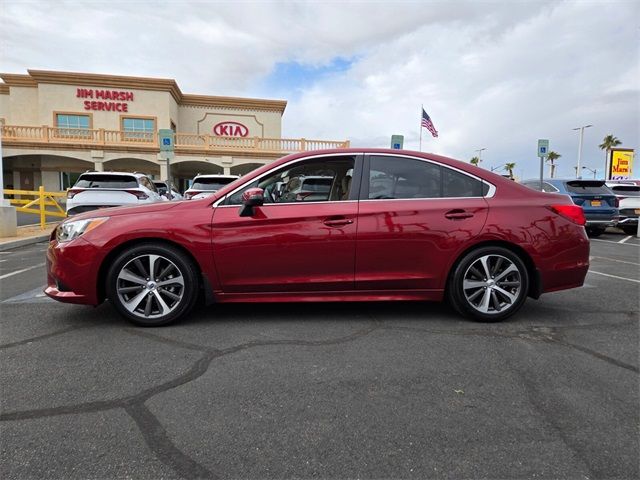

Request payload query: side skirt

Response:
[212,289,444,303]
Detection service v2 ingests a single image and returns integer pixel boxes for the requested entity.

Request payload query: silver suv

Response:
[66,171,162,215]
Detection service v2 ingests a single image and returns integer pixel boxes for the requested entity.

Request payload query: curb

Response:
[0,234,51,251]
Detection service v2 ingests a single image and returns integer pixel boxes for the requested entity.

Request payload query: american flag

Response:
[421,108,438,138]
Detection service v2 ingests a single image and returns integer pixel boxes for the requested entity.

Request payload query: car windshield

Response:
[192,177,236,190]
[610,185,640,197]
[564,181,611,195]
[154,182,167,189]
[75,174,138,189]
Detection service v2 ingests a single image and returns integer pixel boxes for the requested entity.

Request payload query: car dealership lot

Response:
[1,236,638,479]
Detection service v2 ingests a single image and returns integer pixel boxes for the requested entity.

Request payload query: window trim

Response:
[359,153,496,201]
[215,153,364,208]
[53,111,93,129]
[120,115,157,133]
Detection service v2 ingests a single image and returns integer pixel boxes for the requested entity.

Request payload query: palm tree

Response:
[470,156,480,166]
[504,162,516,179]
[546,151,561,178]
[599,134,622,177]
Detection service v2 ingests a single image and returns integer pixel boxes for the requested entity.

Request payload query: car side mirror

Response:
[239,187,264,217]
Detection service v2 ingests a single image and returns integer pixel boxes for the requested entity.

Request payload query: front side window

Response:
[226,156,355,205]
[56,114,91,138]
[122,117,155,140]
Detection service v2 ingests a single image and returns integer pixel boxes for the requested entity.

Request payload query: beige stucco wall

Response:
[35,83,176,130]
[6,87,39,125]
[178,106,282,138]
[0,93,9,120]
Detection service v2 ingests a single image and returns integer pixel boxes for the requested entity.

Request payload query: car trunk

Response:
[72,189,141,206]
[564,180,617,211]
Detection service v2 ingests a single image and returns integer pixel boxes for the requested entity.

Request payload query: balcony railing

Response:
[0,124,350,154]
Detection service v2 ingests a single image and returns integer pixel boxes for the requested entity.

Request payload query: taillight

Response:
[67,188,82,199]
[184,191,200,200]
[548,205,586,226]
[125,190,149,200]
[614,197,623,207]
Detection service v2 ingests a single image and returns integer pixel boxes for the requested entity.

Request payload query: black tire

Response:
[106,243,199,327]
[622,225,638,236]
[447,246,529,322]
[586,227,606,237]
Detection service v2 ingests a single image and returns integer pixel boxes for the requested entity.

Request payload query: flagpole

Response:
[419,104,423,152]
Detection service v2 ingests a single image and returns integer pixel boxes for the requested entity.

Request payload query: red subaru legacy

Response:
[45,149,589,326]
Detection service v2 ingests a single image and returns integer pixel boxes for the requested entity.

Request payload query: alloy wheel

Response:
[462,254,522,315]
[116,254,185,319]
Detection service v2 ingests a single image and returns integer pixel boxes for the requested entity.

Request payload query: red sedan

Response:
[45,149,590,326]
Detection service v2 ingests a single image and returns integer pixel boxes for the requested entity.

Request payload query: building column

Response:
[223,167,231,175]
[94,161,104,172]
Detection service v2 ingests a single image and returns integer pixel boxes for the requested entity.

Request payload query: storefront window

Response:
[56,114,91,138]
[122,117,155,140]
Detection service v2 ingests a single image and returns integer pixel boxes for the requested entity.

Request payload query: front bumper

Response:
[44,237,101,305]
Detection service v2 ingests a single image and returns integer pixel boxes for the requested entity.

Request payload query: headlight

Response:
[56,217,109,243]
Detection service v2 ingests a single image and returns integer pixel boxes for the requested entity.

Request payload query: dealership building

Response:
[0,70,348,192]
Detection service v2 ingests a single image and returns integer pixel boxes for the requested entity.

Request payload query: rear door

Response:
[355,154,490,291]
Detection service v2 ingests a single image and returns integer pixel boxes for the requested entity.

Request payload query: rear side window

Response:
[368,156,441,199]
[75,174,138,189]
[193,177,237,191]
[367,156,488,199]
[442,168,486,197]
[564,181,611,195]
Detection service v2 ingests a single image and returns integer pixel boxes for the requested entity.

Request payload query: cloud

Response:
[1,0,638,178]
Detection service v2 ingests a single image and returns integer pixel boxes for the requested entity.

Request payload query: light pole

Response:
[582,166,597,179]
[475,148,486,166]
[490,164,505,173]
[573,125,592,179]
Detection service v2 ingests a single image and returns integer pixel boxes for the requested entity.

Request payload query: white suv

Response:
[184,174,239,200]
[606,181,640,235]
[66,171,162,215]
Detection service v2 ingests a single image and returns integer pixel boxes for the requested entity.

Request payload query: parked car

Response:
[46,149,589,327]
[66,172,162,215]
[606,182,640,235]
[153,181,183,201]
[521,179,618,237]
[184,174,239,199]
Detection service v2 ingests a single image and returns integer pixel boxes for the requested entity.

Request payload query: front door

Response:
[212,154,361,293]
[355,154,489,291]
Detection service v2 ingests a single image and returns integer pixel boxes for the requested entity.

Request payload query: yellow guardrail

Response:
[3,186,67,229]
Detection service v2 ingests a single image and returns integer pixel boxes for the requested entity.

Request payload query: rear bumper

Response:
[44,237,101,305]
[539,230,590,294]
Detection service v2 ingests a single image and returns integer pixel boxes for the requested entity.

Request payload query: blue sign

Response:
[162,138,171,146]
[393,143,401,149]
[390,134,404,150]
[537,139,549,158]
[159,129,175,152]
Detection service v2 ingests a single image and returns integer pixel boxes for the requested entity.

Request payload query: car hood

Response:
[67,201,182,221]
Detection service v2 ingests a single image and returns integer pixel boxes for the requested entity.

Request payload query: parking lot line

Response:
[588,270,640,284]
[0,263,45,280]
[591,238,640,246]
[590,256,640,267]
[618,236,633,244]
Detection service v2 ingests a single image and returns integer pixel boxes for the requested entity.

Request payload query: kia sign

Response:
[213,121,249,137]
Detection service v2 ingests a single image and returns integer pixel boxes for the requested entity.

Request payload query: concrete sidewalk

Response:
[0,222,59,251]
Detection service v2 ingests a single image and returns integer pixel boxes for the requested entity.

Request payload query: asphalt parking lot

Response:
[1,232,638,479]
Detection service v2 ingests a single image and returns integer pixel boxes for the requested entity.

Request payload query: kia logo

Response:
[213,121,249,137]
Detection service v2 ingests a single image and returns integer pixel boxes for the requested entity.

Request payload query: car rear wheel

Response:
[106,243,199,327]
[448,246,529,322]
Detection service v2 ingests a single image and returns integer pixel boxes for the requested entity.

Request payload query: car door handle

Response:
[445,209,474,220]
[323,217,354,227]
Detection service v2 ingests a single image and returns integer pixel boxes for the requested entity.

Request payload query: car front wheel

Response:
[106,243,199,326]
[448,246,529,322]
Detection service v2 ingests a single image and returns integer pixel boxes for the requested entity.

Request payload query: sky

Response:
[1,0,638,179]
